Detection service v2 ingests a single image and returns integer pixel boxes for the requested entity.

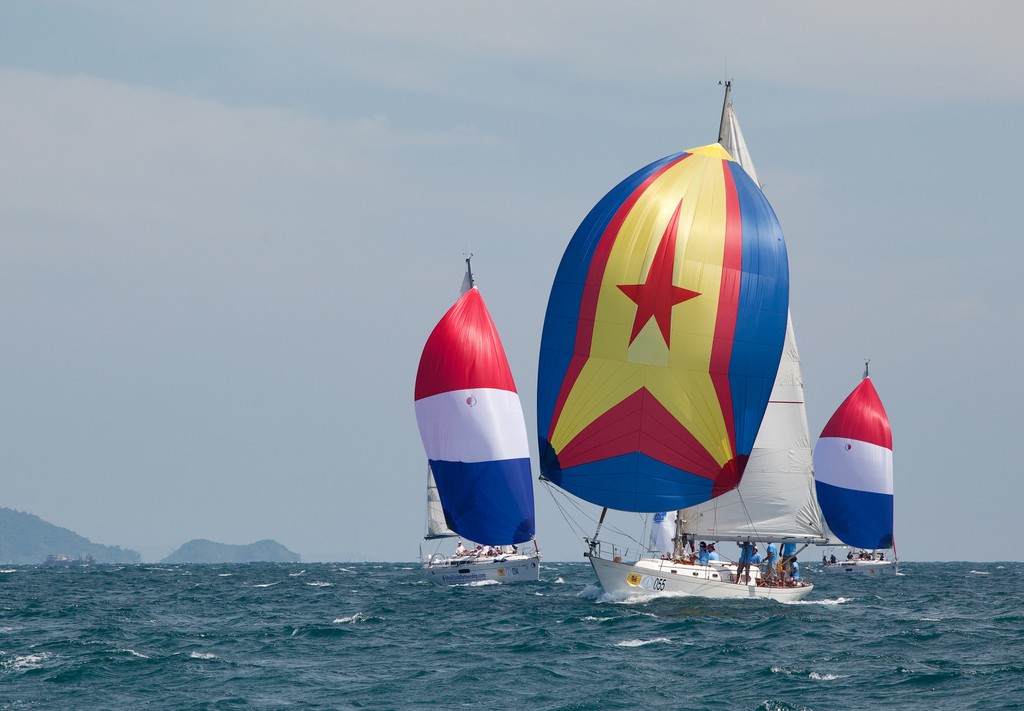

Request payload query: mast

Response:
[717,80,732,145]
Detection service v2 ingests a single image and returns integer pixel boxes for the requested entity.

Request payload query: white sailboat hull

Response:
[588,553,813,602]
[821,559,898,576]
[422,553,540,585]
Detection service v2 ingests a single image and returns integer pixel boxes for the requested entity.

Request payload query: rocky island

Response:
[160,539,301,564]
[0,507,141,564]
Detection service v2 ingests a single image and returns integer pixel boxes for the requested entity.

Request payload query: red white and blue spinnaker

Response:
[414,281,535,546]
[813,375,894,550]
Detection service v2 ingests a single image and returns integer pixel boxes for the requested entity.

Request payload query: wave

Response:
[114,648,149,659]
[253,582,279,588]
[2,652,52,671]
[615,637,671,647]
[781,596,853,606]
[306,581,333,587]
[970,570,990,575]
[332,613,381,624]
[809,671,844,681]
[289,570,306,577]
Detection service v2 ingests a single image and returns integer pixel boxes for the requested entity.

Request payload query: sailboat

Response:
[814,364,897,575]
[538,83,811,600]
[414,258,540,585]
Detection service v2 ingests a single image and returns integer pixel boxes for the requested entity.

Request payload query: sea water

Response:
[1,562,1021,709]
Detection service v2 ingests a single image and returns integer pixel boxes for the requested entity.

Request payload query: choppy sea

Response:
[1,561,1021,709]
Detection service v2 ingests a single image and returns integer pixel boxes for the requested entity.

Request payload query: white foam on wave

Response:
[0,569,17,574]
[553,577,565,584]
[116,648,149,659]
[333,612,372,624]
[580,583,661,604]
[581,615,614,623]
[218,573,232,577]
[306,581,334,587]
[970,570,990,575]
[189,652,217,660]
[615,637,671,648]
[781,596,852,606]
[253,582,279,588]
[3,652,52,670]
[335,567,356,573]
[809,671,843,681]
[289,570,306,577]
[456,579,500,587]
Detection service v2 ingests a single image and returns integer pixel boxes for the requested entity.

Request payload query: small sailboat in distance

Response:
[814,362,897,575]
[415,257,540,584]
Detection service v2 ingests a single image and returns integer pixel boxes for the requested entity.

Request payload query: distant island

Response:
[161,539,301,564]
[0,507,141,564]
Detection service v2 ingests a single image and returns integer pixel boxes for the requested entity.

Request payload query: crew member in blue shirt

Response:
[788,557,801,585]
[764,542,779,581]
[697,541,709,565]
[781,542,797,575]
[736,541,754,584]
[707,544,719,561]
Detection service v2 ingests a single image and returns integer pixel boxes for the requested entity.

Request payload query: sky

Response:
[1,2,1022,563]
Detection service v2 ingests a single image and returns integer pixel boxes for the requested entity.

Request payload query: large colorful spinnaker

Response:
[415,279,535,545]
[813,375,894,550]
[537,143,790,512]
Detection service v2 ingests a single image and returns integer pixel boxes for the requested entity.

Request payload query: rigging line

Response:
[540,482,592,541]
[540,482,645,549]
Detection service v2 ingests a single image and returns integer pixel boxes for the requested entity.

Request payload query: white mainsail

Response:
[424,465,456,539]
[717,81,761,188]
[678,82,827,545]
[678,315,827,543]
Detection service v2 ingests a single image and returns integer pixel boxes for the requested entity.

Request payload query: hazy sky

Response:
[2,2,1022,562]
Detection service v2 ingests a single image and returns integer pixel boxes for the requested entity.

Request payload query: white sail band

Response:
[415,388,530,463]
[813,437,893,495]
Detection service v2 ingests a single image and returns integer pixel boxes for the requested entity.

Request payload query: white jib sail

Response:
[678,314,827,543]
[425,465,456,539]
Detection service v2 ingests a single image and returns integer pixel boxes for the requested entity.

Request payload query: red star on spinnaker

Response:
[617,199,700,347]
